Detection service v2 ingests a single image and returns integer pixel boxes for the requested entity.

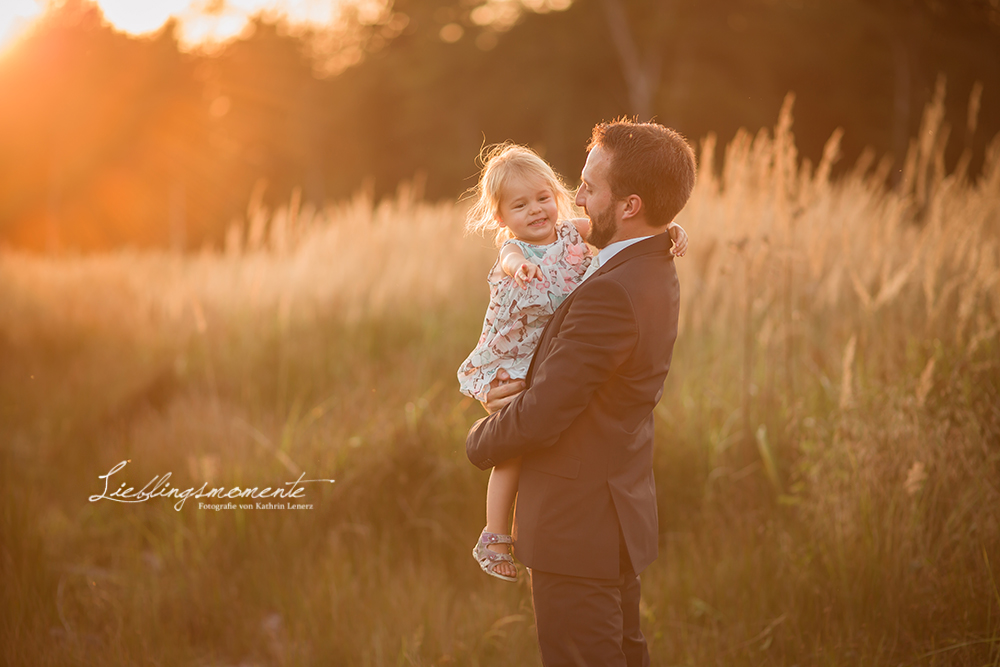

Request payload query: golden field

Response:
[2,93,999,665]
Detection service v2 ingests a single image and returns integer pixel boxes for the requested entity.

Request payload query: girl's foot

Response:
[486,542,516,579]
[473,529,517,582]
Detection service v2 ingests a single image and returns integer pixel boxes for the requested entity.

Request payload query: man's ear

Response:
[620,194,643,220]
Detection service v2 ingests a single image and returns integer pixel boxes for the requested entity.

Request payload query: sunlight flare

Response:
[0,0,44,56]
[98,0,188,35]
[1,0,350,53]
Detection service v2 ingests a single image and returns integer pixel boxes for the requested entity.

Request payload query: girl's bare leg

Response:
[484,457,521,578]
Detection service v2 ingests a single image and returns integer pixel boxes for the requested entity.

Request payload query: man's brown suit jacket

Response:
[467,231,680,580]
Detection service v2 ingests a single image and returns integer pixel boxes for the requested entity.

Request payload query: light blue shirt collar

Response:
[595,235,654,268]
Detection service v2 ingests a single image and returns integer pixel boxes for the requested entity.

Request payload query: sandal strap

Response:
[479,529,512,546]
[477,549,514,565]
[473,534,517,582]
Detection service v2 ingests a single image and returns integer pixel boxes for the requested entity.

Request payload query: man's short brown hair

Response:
[588,120,697,227]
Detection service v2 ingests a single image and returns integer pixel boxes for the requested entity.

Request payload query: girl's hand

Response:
[499,243,539,286]
[668,222,688,257]
[513,261,541,288]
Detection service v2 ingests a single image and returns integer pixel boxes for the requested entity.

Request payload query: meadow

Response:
[2,92,999,666]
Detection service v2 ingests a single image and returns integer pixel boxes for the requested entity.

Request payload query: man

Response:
[466,119,697,666]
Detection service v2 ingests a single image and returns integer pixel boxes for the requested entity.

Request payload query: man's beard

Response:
[586,202,617,249]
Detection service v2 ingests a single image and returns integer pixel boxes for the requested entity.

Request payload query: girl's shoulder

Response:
[558,218,590,244]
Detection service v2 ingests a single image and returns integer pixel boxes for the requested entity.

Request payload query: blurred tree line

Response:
[0,0,997,252]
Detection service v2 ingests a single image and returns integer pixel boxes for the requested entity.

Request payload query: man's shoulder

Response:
[599,244,679,312]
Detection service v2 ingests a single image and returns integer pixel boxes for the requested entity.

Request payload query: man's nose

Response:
[574,187,585,207]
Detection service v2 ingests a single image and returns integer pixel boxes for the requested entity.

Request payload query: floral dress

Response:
[458,220,593,401]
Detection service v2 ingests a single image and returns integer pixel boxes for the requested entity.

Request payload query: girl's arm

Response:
[667,221,688,257]
[499,243,541,288]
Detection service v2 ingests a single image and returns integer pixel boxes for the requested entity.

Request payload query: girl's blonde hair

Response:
[465,142,576,246]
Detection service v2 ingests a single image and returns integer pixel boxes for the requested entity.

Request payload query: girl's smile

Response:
[495,176,559,245]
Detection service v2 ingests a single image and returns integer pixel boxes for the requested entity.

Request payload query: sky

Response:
[0,0,359,55]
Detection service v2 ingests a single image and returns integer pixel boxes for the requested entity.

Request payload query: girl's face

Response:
[495,175,559,245]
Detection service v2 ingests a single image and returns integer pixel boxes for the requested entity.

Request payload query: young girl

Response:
[458,142,688,582]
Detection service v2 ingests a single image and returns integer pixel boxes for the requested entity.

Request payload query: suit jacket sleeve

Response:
[466,276,638,469]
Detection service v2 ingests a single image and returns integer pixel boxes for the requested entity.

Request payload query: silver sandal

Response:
[473,529,517,582]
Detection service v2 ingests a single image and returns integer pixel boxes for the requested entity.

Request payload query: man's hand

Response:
[481,368,526,414]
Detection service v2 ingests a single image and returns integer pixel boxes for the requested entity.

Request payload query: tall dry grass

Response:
[2,87,998,665]
[646,82,1000,664]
